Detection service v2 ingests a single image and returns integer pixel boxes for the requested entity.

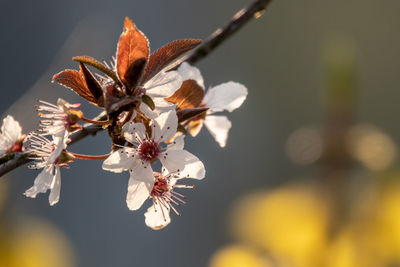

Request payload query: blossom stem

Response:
[81,116,110,125]
[70,152,110,160]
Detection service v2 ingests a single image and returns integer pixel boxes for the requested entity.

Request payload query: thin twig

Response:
[171,0,272,68]
[0,0,273,177]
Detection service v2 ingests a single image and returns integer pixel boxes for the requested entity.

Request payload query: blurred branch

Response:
[172,0,272,68]
[0,0,273,177]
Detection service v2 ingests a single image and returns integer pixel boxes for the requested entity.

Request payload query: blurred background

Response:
[1,0,400,266]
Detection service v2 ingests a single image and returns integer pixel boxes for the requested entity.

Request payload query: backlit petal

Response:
[1,115,22,144]
[122,122,147,143]
[145,71,182,98]
[177,150,205,179]
[144,200,171,230]
[126,164,154,210]
[139,102,159,119]
[166,135,185,151]
[152,110,178,142]
[204,115,232,148]
[102,147,137,173]
[24,166,54,198]
[48,166,61,206]
[160,149,195,174]
[177,62,204,89]
[204,82,247,113]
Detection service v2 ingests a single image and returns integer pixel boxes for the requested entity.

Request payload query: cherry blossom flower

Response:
[144,170,200,230]
[24,132,73,206]
[102,109,205,210]
[37,98,82,137]
[0,115,25,155]
[126,143,205,212]
[173,62,248,147]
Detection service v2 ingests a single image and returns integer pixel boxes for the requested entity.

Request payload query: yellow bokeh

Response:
[323,226,385,267]
[209,244,270,267]
[7,217,75,267]
[230,185,328,267]
[375,179,400,262]
[324,229,357,267]
[348,124,397,171]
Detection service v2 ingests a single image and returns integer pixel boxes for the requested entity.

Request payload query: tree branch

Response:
[172,0,272,68]
[0,0,273,177]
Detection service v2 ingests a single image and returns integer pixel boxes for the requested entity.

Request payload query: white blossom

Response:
[0,115,24,155]
[144,170,199,230]
[177,62,248,147]
[24,132,71,206]
[102,109,205,210]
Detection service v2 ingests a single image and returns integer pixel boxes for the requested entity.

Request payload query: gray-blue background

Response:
[1,0,400,266]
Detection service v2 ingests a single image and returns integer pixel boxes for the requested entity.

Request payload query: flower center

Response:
[138,140,160,162]
[151,177,169,197]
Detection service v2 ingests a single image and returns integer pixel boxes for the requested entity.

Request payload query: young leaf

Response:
[73,56,119,85]
[116,17,149,91]
[143,39,202,83]
[165,79,204,109]
[141,94,155,110]
[79,63,103,102]
[52,70,97,103]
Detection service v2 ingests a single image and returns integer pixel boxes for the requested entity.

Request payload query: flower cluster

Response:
[0,17,247,229]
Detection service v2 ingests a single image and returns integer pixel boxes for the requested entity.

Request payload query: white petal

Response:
[153,98,176,113]
[145,71,183,98]
[177,150,206,179]
[159,149,187,173]
[102,147,137,173]
[47,131,68,164]
[122,122,147,143]
[177,62,205,89]
[0,115,22,153]
[24,166,54,198]
[144,200,171,230]
[2,115,22,141]
[204,82,248,113]
[126,164,154,211]
[152,110,178,142]
[139,102,159,119]
[139,98,176,119]
[48,166,61,206]
[53,129,69,146]
[204,115,232,148]
[166,135,185,151]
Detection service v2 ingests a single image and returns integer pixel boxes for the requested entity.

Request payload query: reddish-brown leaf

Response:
[79,63,103,101]
[52,70,97,103]
[143,39,202,83]
[165,79,204,110]
[116,17,149,91]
